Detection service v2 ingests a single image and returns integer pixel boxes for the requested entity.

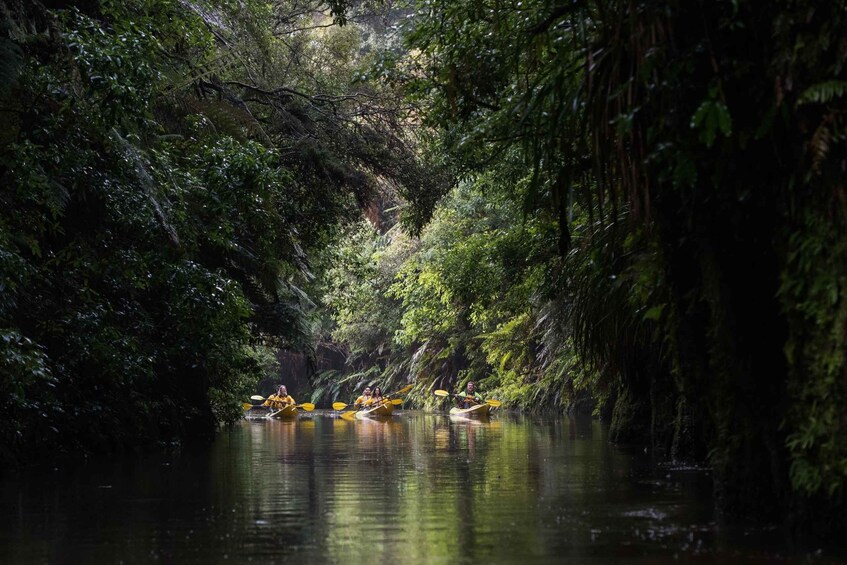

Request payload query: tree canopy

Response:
[2,0,846,539]
[0,0,438,461]
[321,0,847,533]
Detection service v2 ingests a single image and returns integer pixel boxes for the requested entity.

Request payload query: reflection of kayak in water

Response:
[355,401,395,419]
[267,405,298,419]
[449,403,492,418]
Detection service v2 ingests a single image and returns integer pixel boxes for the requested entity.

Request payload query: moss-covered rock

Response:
[609,386,650,443]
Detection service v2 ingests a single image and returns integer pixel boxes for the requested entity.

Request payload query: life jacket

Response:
[458,393,481,407]
[354,395,370,406]
[264,394,294,409]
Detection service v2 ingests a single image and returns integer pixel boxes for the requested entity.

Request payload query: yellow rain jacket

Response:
[264,394,296,409]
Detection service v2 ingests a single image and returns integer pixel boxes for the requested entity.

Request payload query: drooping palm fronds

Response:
[0,35,22,97]
[310,365,381,405]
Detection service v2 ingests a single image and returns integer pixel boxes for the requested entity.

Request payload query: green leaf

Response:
[690,99,732,147]
[643,305,664,321]
[798,80,847,106]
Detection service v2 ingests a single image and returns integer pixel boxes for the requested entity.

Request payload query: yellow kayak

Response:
[355,401,395,419]
[268,404,298,419]
[449,403,492,418]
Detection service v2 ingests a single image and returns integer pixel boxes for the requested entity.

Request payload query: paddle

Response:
[339,400,401,420]
[390,384,415,396]
[376,383,413,405]
[433,389,501,407]
[333,384,414,416]
[248,395,315,411]
[332,398,402,411]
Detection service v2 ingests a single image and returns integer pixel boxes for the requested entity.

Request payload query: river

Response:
[0,411,828,563]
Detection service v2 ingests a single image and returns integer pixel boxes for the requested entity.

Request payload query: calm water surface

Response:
[0,411,826,563]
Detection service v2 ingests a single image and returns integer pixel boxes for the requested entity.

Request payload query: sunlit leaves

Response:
[322,168,590,410]
[63,8,162,127]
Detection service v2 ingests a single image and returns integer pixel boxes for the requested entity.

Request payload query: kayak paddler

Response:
[456,381,482,409]
[264,384,296,411]
[354,387,373,407]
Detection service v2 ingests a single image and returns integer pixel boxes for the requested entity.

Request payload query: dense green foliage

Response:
[0,0,428,463]
[319,160,601,413]
[320,0,847,534]
[3,0,846,540]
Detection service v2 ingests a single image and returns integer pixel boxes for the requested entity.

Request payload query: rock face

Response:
[609,387,650,444]
[258,345,347,402]
[566,391,596,417]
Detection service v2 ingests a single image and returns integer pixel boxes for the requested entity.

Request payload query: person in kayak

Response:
[264,385,296,410]
[456,381,482,409]
[371,387,384,405]
[354,387,373,407]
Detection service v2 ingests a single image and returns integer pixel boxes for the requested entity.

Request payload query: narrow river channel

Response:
[0,411,823,563]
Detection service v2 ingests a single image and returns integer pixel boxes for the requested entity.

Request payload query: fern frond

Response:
[160,53,238,94]
[188,98,257,141]
[798,81,847,106]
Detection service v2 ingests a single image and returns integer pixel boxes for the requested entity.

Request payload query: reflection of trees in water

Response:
[26,415,626,562]
[571,414,593,440]
[455,432,476,561]
[455,420,503,559]
[0,414,780,561]
[319,417,410,561]
[301,415,549,561]
[238,420,314,550]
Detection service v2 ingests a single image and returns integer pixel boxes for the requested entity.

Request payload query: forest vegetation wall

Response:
[396,0,847,535]
[0,0,425,465]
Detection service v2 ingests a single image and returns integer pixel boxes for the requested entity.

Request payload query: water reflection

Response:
[0,411,832,563]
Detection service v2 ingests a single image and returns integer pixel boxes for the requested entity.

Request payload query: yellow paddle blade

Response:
[485,399,502,407]
[433,389,450,397]
[340,410,358,420]
[298,403,315,411]
[250,395,266,401]
[242,403,254,410]
[393,384,414,396]
[390,398,403,405]
[332,402,348,411]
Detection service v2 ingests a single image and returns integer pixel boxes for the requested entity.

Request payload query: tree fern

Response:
[192,97,259,140]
